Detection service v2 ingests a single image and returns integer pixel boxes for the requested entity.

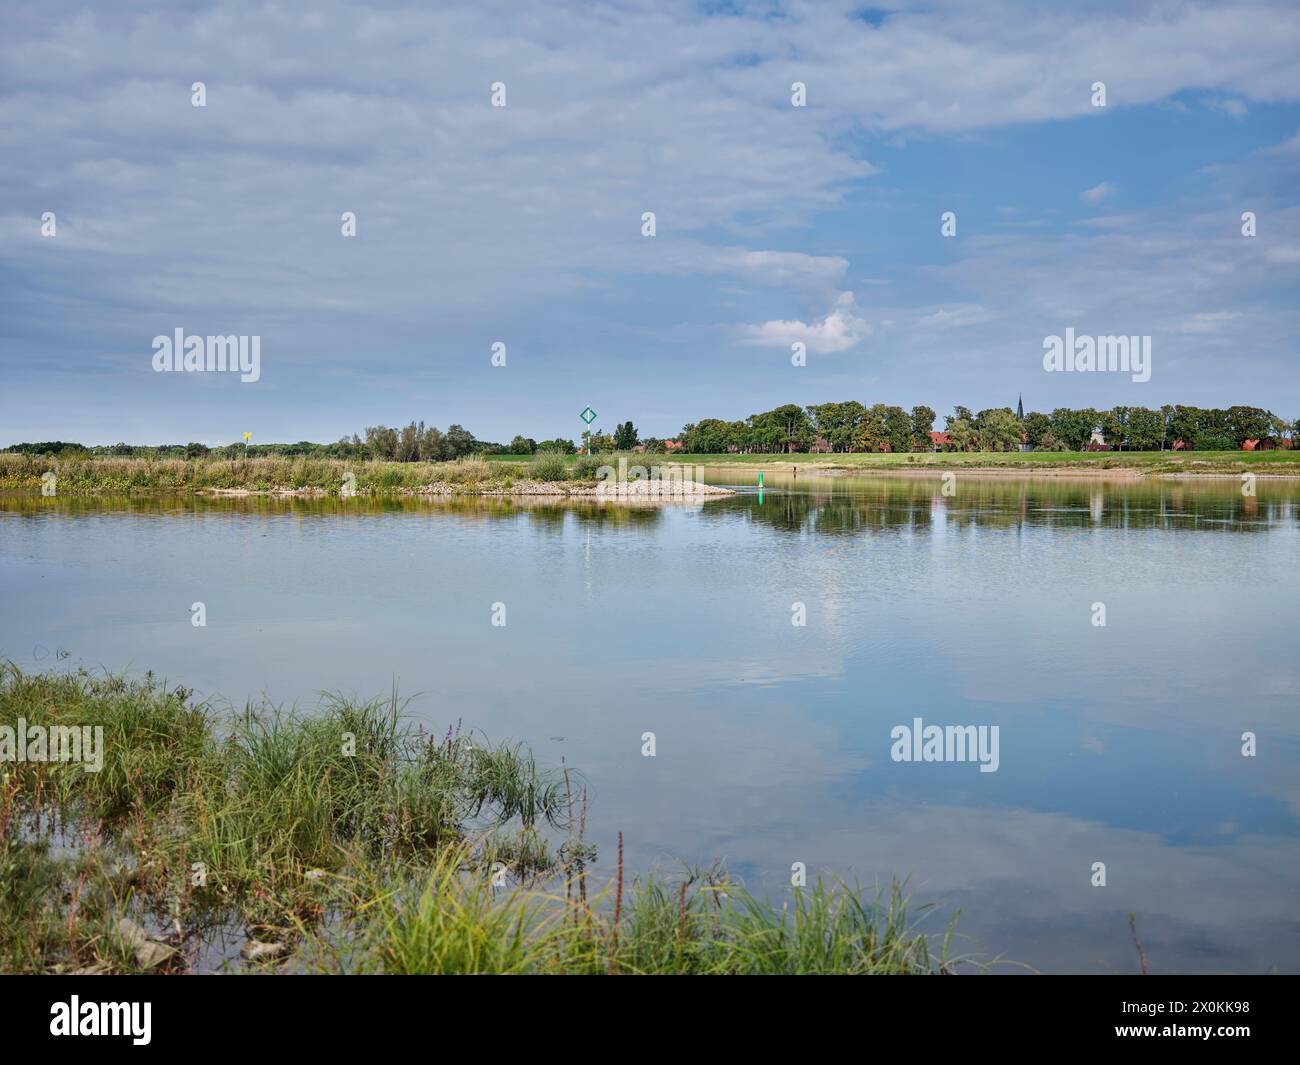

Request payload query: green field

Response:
[486,450,1300,474]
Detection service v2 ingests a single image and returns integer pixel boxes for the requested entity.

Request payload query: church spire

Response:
[1016,393,1024,420]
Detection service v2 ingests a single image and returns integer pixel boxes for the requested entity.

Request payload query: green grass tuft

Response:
[1,665,961,975]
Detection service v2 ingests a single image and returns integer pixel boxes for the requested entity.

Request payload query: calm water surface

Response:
[3,473,1298,973]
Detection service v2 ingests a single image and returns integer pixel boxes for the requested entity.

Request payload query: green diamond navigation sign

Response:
[579,406,598,425]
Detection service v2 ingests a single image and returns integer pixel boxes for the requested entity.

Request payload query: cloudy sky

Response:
[3,0,1299,446]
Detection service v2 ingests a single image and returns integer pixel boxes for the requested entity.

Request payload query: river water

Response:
[2,472,1297,973]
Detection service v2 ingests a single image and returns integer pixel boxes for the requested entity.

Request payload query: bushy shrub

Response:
[529,452,569,482]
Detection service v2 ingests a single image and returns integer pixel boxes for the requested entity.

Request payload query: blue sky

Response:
[2,0,1299,446]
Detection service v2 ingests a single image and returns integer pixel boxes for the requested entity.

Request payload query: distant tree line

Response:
[678,403,1299,453]
[7,405,1297,460]
[3,422,495,462]
[356,422,478,461]
[502,421,677,455]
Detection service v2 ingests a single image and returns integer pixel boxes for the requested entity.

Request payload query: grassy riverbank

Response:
[6,449,1297,496]
[0,453,592,495]
[0,665,956,975]
[491,450,1300,475]
[0,454,731,501]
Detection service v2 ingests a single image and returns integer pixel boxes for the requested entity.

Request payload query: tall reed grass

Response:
[0,664,960,975]
[0,453,548,494]
[0,666,567,971]
[303,846,956,974]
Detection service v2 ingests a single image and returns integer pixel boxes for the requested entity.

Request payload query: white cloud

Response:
[1264,245,1300,264]
[915,304,996,329]
[3,0,1300,438]
[726,249,850,287]
[1177,311,1245,333]
[894,193,1300,405]
[741,291,871,353]
[1206,95,1249,118]
[647,246,851,290]
[1081,181,1117,204]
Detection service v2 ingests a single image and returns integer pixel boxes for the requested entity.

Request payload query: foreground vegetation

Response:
[0,666,957,974]
[0,453,608,495]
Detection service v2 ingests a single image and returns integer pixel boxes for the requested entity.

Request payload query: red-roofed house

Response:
[929,431,950,451]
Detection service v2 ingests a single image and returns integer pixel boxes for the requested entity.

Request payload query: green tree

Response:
[883,405,913,453]
[1165,405,1199,449]
[1050,408,1098,451]
[768,403,814,452]
[946,418,974,452]
[1099,407,1130,450]
[909,405,936,450]
[1226,406,1273,446]
[854,405,890,452]
[1125,408,1164,451]
[742,405,813,453]
[975,408,1023,451]
[1268,413,1292,444]
[422,424,447,461]
[396,421,424,461]
[364,425,399,460]
[1197,432,1236,452]
[721,421,746,453]
[1023,411,1051,448]
[681,418,732,453]
[1199,408,1231,443]
[444,424,476,458]
[537,438,576,454]
[808,401,865,452]
[613,421,639,450]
